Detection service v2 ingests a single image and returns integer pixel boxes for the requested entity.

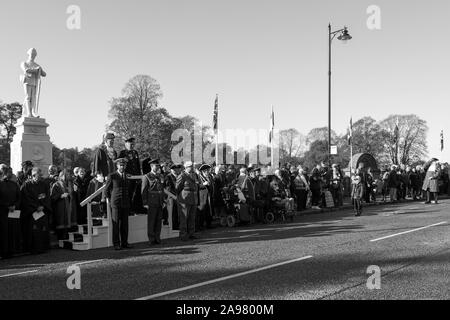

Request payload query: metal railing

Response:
[80,185,110,249]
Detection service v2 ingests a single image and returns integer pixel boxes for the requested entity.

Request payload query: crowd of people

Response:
[1,132,449,258]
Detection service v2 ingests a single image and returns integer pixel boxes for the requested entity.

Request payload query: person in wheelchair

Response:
[267,175,295,222]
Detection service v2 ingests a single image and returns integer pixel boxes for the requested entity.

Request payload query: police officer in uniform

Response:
[176,161,200,241]
[119,137,143,215]
[141,159,165,245]
[104,158,132,250]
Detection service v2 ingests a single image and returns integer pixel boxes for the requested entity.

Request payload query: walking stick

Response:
[35,68,42,117]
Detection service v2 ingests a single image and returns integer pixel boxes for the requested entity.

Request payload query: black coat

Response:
[387,171,398,188]
[119,149,141,175]
[213,172,226,205]
[93,146,117,178]
[20,179,52,217]
[104,172,130,208]
[0,179,21,208]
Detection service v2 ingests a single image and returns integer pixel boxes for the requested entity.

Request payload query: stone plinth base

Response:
[10,116,53,176]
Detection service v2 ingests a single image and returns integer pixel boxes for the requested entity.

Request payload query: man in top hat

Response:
[93,133,117,179]
[176,161,200,241]
[119,137,143,215]
[141,159,165,245]
[104,158,131,250]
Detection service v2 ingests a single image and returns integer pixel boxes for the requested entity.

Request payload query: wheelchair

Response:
[265,197,295,224]
[219,186,252,228]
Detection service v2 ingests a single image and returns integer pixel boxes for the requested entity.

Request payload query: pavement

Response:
[0,196,449,300]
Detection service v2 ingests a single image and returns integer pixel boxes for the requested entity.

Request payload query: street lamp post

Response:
[328,24,352,165]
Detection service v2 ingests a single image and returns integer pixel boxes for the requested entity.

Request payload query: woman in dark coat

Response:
[0,166,21,259]
[422,159,441,204]
[20,167,52,254]
[50,170,72,240]
[74,168,89,225]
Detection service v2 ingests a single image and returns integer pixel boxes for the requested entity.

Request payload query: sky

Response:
[1,0,449,162]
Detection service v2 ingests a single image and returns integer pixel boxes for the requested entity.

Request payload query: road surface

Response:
[0,199,448,300]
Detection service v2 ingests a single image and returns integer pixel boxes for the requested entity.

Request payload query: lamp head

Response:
[337,27,352,42]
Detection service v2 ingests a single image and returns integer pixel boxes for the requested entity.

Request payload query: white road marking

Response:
[370,221,448,242]
[136,255,313,300]
[0,270,39,278]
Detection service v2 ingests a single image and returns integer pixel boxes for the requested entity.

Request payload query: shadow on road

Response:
[0,199,447,271]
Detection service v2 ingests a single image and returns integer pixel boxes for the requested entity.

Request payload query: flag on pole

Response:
[213,94,218,132]
[348,117,353,145]
[393,117,399,144]
[269,106,274,143]
[441,130,444,152]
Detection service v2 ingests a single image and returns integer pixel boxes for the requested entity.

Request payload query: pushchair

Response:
[219,185,252,227]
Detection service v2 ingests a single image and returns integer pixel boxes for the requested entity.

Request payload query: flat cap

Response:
[125,137,135,143]
[105,133,115,140]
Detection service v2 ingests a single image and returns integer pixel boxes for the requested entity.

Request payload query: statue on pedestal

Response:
[20,48,47,118]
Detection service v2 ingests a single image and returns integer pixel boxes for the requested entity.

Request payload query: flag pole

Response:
[350,143,353,174]
[270,106,274,169]
[215,94,219,166]
[349,117,353,173]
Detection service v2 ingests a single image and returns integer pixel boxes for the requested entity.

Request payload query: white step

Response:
[58,239,90,251]
[91,232,109,249]
[72,241,89,251]
[77,224,109,236]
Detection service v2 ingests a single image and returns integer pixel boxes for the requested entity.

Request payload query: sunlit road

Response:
[0,199,449,300]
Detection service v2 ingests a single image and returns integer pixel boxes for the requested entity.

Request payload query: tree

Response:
[348,117,388,157]
[108,75,167,157]
[306,127,338,147]
[379,115,428,165]
[0,102,22,143]
[108,75,212,162]
[301,140,328,170]
[52,146,95,171]
[279,128,307,165]
[0,101,22,165]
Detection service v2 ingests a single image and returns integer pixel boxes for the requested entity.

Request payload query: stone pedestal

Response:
[10,117,53,176]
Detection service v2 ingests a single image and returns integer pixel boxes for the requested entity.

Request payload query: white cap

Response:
[184,161,193,168]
